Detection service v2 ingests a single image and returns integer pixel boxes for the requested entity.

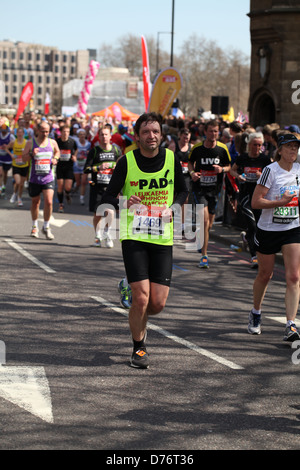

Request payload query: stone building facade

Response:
[248,0,300,127]
[0,40,96,115]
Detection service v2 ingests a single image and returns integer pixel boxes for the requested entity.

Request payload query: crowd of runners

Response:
[1,110,300,368]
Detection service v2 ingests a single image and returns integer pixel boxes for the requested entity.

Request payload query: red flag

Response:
[44,93,51,115]
[141,36,150,112]
[15,82,34,121]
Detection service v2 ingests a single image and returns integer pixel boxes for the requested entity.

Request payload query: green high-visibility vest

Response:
[120,149,175,245]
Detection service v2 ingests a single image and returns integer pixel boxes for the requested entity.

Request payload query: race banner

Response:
[112,103,122,122]
[148,67,182,118]
[77,60,100,118]
[15,82,34,120]
[141,35,150,112]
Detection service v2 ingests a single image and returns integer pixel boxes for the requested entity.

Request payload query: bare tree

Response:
[98,34,171,81]
[98,33,250,116]
[176,34,250,116]
[97,43,121,68]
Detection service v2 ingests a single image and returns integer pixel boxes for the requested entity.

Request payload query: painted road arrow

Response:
[0,364,53,423]
[38,211,69,228]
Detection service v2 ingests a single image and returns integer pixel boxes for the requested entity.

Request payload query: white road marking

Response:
[0,366,53,423]
[91,296,244,370]
[0,341,5,365]
[4,239,56,274]
[38,211,69,228]
[266,316,287,325]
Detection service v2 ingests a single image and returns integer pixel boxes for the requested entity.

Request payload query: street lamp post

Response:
[170,0,175,66]
[156,0,175,72]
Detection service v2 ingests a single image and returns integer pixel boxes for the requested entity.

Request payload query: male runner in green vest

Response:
[101,112,188,368]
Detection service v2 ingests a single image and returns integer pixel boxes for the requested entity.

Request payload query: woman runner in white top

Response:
[249,133,300,341]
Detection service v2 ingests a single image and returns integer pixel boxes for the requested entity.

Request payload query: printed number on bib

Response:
[200,169,217,185]
[244,167,260,182]
[34,152,52,175]
[273,188,299,224]
[77,151,87,168]
[60,150,71,162]
[97,168,113,184]
[133,205,164,236]
[14,155,24,166]
[181,162,189,174]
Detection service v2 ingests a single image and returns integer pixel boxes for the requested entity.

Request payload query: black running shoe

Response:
[283,324,300,342]
[130,347,149,369]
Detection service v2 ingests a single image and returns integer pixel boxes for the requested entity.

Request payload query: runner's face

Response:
[280,142,300,163]
[99,129,111,145]
[205,125,219,143]
[39,124,49,138]
[249,138,263,157]
[136,121,161,153]
[78,131,86,140]
[17,128,24,139]
[61,128,70,140]
[179,132,190,144]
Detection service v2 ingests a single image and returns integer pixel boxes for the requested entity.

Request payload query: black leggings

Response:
[239,194,261,257]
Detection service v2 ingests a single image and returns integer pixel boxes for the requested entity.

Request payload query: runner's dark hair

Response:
[134,112,162,136]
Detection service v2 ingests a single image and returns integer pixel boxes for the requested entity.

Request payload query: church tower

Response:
[248,0,300,127]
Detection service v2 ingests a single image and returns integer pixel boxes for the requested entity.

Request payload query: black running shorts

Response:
[254,226,300,254]
[13,166,29,177]
[192,190,218,215]
[0,163,12,172]
[89,185,107,213]
[121,239,173,286]
[29,181,55,197]
[56,164,74,181]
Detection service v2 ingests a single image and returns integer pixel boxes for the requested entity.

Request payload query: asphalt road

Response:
[1,183,300,453]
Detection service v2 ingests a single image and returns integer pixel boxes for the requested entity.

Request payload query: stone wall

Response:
[248,0,300,127]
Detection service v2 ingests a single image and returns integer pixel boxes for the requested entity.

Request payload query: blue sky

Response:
[1,0,251,58]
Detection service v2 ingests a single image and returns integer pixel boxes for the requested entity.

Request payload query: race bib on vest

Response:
[34,152,52,175]
[76,150,87,168]
[273,187,299,224]
[97,168,113,184]
[244,167,260,182]
[181,162,189,174]
[132,205,164,236]
[200,169,217,185]
[14,155,24,166]
[60,149,71,161]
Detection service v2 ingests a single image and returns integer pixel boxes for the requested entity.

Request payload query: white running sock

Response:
[252,308,261,315]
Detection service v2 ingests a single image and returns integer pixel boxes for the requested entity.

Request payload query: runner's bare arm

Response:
[22,140,33,162]
[252,184,295,209]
